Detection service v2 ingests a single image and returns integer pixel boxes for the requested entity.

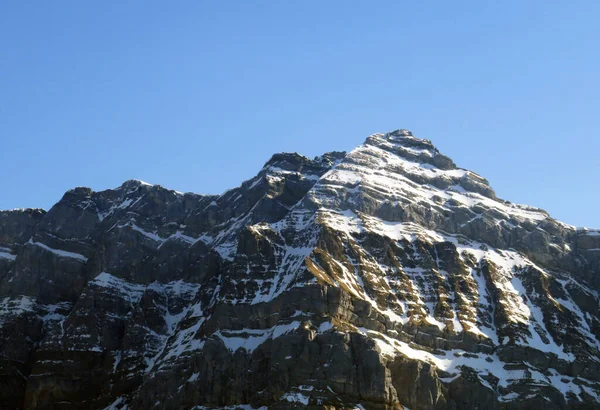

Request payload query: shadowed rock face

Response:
[0,131,599,409]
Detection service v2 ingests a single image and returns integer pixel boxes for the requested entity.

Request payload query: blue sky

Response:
[1,1,599,227]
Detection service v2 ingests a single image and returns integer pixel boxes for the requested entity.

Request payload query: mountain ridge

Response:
[8,130,590,230]
[0,129,600,231]
[0,129,599,409]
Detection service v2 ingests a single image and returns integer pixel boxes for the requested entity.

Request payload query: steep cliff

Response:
[1,130,598,409]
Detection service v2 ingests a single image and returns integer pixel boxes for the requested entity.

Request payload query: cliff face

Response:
[1,130,599,409]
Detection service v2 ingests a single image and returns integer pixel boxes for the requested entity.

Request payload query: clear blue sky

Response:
[1,1,598,227]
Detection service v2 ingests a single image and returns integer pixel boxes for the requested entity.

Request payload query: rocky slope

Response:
[1,130,599,409]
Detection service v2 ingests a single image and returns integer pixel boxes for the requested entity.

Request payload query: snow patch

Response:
[28,240,88,262]
[214,321,301,353]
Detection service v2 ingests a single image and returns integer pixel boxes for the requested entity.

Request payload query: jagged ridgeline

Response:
[1,130,599,409]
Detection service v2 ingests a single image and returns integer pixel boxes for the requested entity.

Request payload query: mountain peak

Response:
[1,129,599,409]
[361,129,457,173]
[389,128,414,137]
[119,179,155,190]
[386,128,433,147]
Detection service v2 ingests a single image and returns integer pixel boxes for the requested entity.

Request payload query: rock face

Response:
[1,130,599,409]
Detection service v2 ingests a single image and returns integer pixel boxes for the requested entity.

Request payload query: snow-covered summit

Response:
[120,178,154,189]
[0,129,599,409]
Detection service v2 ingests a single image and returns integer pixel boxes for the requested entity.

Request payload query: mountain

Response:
[1,129,599,410]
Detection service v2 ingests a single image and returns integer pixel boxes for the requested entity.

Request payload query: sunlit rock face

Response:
[1,130,599,409]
